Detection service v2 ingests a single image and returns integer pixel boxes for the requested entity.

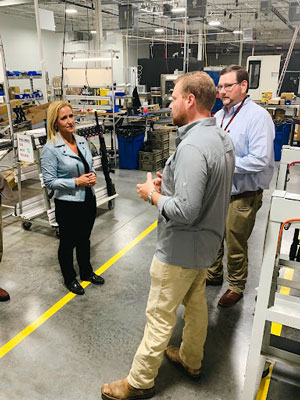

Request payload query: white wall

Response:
[0,12,91,93]
[0,13,150,92]
[127,41,149,67]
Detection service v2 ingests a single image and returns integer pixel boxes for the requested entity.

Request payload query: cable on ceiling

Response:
[60,0,68,99]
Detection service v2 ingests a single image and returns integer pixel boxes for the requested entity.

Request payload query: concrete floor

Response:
[0,158,300,400]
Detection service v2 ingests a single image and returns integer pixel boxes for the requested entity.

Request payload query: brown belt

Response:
[231,188,263,201]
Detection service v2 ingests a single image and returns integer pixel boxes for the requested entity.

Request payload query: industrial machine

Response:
[247,55,281,101]
[161,73,183,107]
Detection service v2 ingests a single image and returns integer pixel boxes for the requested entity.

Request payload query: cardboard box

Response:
[274,108,286,120]
[268,98,280,105]
[66,88,79,95]
[26,110,47,126]
[0,100,22,116]
[25,102,49,114]
[280,92,294,101]
[2,169,16,190]
[261,92,272,104]
[8,86,20,99]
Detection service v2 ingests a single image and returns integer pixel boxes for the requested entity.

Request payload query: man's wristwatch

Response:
[148,189,156,205]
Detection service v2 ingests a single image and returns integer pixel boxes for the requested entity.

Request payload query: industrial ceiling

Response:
[0,0,299,52]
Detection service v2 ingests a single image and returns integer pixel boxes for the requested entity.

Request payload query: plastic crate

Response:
[148,130,169,142]
[139,159,163,171]
[117,133,145,169]
[150,139,170,151]
[163,149,169,160]
[139,150,163,163]
[274,123,291,161]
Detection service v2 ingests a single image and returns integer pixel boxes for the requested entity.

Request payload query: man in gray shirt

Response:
[101,71,235,400]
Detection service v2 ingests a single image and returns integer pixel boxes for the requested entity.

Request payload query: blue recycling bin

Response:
[274,123,291,161]
[117,133,145,169]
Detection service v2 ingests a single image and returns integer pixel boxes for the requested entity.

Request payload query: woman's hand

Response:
[76,173,97,187]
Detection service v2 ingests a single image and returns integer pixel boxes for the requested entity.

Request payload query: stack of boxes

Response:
[139,130,170,171]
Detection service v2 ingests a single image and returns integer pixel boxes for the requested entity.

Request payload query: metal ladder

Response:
[242,190,300,399]
[242,147,300,399]
[277,26,300,96]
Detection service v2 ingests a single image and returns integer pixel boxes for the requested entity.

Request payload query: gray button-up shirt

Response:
[156,117,235,269]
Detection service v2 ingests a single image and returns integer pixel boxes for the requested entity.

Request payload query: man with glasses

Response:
[207,64,275,307]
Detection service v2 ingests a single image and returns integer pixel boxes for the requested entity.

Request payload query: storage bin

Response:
[274,123,291,161]
[139,159,163,171]
[139,150,163,163]
[150,139,169,151]
[148,130,169,142]
[117,133,145,169]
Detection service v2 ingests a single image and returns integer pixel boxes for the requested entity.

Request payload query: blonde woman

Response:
[41,101,104,295]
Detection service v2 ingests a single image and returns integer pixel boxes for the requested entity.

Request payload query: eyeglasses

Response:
[217,82,240,92]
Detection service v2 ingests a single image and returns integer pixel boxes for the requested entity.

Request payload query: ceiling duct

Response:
[260,0,272,14]
[68,31,92,42]
[243,28,256,41]
[187,0,206,19]
[206,30,218,41]
[163,4,172,17]
[289,2,300,24]
[119,4,136,29]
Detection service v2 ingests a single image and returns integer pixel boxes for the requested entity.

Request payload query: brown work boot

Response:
[0,287,10,302]
[165,346,201,379]
[101,378,154,400]
[218,289,243,307]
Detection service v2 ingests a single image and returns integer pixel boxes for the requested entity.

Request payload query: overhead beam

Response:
[272,6,295,31]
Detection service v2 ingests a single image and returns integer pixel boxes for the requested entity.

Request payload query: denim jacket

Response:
[41,133,96,202]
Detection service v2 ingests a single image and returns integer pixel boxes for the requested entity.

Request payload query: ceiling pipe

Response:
[271,6,294,31]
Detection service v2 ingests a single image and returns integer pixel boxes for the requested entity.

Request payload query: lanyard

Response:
[220,96,248,131]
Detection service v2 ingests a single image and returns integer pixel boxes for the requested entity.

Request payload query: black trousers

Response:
[55,194,96,285]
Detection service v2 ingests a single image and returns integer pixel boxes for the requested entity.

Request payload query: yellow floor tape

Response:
[255,267,294,400]
[0,220,157,359]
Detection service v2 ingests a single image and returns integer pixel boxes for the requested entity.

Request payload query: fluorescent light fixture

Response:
[233,30,242,34]
[172,7,186,13]
[90,30,97,34]
[65,8,77,14]
[72,57,111,62]
[155,28,164,33]
[208,20,221,26]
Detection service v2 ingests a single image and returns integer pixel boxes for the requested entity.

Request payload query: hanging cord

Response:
[60,0,68,99]
[203,20,208,68]
[164,26,169,73]
[287,161,300,172]
[160,0,169,73]
[85,6,91,89]
[285,161,300,184]
[126,0,130,85]
[276,219,300,254]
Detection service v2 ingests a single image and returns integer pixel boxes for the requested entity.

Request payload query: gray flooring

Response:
[0,161,300,400]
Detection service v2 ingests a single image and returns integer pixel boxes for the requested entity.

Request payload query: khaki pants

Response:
[207,192,263,294]
[127,256,208,389]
